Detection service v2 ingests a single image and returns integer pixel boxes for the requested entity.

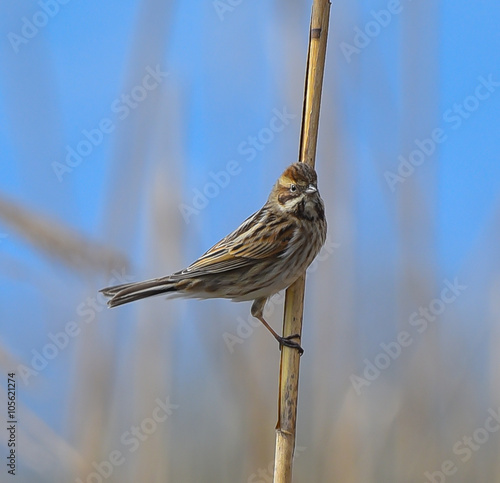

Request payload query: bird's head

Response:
[269,162,324,220]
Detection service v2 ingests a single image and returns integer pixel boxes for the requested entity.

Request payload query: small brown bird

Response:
[100,162,327,353]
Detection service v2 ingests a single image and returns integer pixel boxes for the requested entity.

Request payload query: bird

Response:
[100,162,327,354]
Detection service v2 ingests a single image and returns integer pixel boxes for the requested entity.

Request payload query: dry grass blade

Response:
[0,195,127,274]
[273,1,331,482]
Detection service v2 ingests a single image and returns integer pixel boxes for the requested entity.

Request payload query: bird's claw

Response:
[278,334,304,355]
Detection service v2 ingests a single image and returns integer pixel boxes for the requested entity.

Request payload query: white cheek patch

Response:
[283,197,302,211]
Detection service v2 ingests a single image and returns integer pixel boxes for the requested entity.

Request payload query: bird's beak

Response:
[305,184,317,194]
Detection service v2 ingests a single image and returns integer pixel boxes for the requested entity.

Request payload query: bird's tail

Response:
[100,278,177,308]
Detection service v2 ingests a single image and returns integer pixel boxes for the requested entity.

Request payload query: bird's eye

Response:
[290,184,297,192]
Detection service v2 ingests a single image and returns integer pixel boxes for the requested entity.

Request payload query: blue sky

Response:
[1,0,498,274]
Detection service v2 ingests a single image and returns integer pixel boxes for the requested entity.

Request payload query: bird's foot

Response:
[278,334,304,355]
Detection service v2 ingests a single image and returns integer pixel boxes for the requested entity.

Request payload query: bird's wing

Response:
[170,209,296,277]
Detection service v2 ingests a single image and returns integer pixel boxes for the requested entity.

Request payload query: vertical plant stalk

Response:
[273,1,331,482]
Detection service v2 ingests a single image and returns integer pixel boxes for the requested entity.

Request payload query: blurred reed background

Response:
[1,0,500,482]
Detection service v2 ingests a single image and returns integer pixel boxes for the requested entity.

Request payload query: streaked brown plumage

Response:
[100,162,327,353]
